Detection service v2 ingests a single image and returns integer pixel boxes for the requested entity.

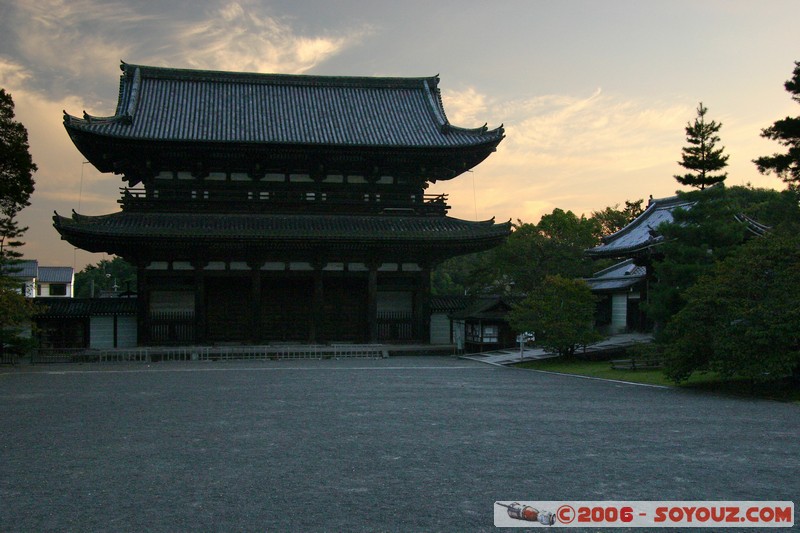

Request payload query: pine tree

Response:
[0,88,37,361]
[754,61,800,184]
[0,89,36,218]
[674,102,729,190]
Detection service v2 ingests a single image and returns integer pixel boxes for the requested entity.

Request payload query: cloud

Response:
[433,87,696,223]
[0,77,120,208]
[1,0,373,101]
[435,84,783,227]
[163,1,372,74]
[440,87,490,127]
[2,0,148,96]
[0,57,32,89]
[442,86,691,172]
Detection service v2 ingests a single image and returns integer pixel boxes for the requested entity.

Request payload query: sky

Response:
[0,0,798,269]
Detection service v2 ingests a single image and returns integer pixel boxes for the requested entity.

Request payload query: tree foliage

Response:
[674,102,729,190]
[592,199,644,236]
[431,251,493,296]
[646,186,745,329]
[432,202,642,296]
[507,275,600,357]
[0,89,36,218]
[480,209,602,295]
[0,89,35,266]
[754,60,800,184]
[645,185,792,331]
[0,88,37,358]
[74,257,138,298]
[663,227,800,383]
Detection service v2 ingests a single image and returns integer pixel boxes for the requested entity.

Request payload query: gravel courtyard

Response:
[1,357,798,531]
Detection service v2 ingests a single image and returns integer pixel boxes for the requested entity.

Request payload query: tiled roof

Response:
[64,62,504,149]
[585,195,693,258]
[38,266,74,284]
[2,260,38,278]
[450,295,522,320]
[430,295,471,313]
[33,298,136,318]
[2,261,73,282]
[53,211,511,260]
[54,211,510,241]
[584,259,646,292]
[586,191,772,259]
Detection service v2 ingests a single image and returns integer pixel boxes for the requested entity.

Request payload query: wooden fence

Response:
[377,312,413,341]
[149,311,195,344]
[29,344,387,363]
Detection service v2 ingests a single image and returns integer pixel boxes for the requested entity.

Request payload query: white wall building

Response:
[5,260,74,298]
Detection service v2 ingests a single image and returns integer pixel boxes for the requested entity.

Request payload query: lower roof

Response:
[585,195,692,258]
[584,259,647,293]
[34,298,137,318]
[53,211,511,261]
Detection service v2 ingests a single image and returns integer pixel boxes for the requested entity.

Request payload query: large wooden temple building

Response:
[55,62,510,345]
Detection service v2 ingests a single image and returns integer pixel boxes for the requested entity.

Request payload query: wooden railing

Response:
[30,344,387,363]
[118,188,449,215]
[377,312,414,342]
[149,311,195,344]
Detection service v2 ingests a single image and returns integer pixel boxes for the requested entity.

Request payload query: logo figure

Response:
[496,502,556,525]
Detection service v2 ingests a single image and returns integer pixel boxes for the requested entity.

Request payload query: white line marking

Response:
[519,368,671,389]
[0,365,495,377]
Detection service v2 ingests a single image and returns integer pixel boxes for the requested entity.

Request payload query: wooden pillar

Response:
[310,265,324,344]
[113,315,119,348]
[412,267,431,343]
[249,262,262,344]
[367,264,378,343]
[136,264,150,346]
[193,261,207,344]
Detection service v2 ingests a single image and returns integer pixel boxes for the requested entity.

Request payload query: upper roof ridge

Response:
[120,61,439,89]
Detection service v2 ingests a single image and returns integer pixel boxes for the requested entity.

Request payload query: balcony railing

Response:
[119,188,450,216]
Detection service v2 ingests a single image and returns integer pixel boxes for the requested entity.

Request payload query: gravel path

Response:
[2,357,797,531]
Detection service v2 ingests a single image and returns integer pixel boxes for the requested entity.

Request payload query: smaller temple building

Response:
[584,259,646,334]
[56,63,510,346]
[585,195,693,334]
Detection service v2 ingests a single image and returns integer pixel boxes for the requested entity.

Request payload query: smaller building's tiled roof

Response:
[430,295,471,313]
[585,195,693,258]
[584,259,646,293]
[3,260,38,279]
[586,190,772,260]
[38,266,74,284]
[450,295,522,320]
[33,298,137,318]
[2,261,73,283]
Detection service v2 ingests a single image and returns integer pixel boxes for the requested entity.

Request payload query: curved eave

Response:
[585,238,665,259]
[585,195,693,259]
[596,197,689,245]
[62,120,503,180]
[53,211,511,257]
[585,278,645,293]
[63,113,504,150]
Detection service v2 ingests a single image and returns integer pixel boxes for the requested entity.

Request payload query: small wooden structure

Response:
[33,298,138,351]
[450,296,520,353]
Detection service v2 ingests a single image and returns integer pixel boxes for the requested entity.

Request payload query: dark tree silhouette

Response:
[754,61,800,184]
[674,102,728,190]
